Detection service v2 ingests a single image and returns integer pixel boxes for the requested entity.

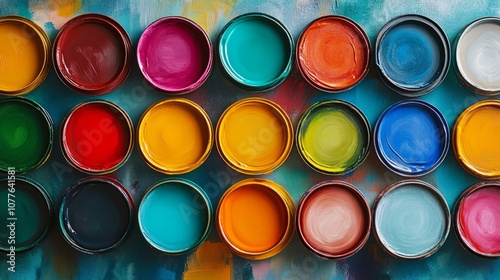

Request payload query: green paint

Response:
[219,13,292,90]
[0,178,52,252]
[0,98,52,172]
[298,101,370,174]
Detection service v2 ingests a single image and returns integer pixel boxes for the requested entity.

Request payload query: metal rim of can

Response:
[0,15,51,96]
[138,178,213,255]
[217,12,294,91]
[137,16,213,95]
[372,179,451,259]
[296,99,371,175]
[216,178,295,260]
[0,176,53,252]
[296,180,371,259]
[452,99,500,179]
[453,181,500,258]
[0,97,54,173]
[215,97,293,175]
[60,100,134,175]
[296,15,371,93]
[454,17,500,96]
[375,14,450,97]
[53,13,133,95]
[373,99,450,177]
[137,98,213,175]
[58,176,134,254]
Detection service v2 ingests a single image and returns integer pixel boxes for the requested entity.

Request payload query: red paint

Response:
[54,14,132,95]
[62,102,132,173]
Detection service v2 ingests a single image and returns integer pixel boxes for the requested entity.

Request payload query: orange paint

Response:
[216,178,295,260]
[297,16,370,92]
[183,241,232,280]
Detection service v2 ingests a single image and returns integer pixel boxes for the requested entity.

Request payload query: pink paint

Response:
[457,183,500,257]
[297,181,370,259]
[137,17,212,94]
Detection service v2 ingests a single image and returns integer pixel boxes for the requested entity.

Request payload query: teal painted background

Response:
[1,0,500,279]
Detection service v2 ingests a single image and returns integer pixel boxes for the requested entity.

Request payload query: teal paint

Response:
[0,177,52,252]
[138,179,212,254]
[218,13,293,90]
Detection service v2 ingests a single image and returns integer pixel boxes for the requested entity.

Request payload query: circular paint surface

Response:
[217,179,293,259]
[456,18,500,94]
[297,182,370,259]
[297,100,370,174]
[297,16,370,92]
[218,13,293,90]
[54,14,132,94]
[454,100,500,179]
[137,16,212,94]
[0,178,52,252]
[0,98,53,172]
[59,178,133,253]
[374,100,449,176]
[138,99,212,174]
[138,179,212,254]
[376,15,449,95]
[216,98,293,174]
[374,180,450,259]
[62,101,133,174]
[456,183,500,257]
[0,16,50,95]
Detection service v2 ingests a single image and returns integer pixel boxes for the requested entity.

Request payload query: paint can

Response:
[0,16,51,96]
[297,180,370,259]
[454,181,500,258]
[61,100,133,175]
[453,100,500,179]
[297,100,370,175]
[137,16,213,94]
[53,13,132,95]
[137,98,213,175]
[375,14,450,96]
[373,179,450,259]
[374,99,449,176]
[296,15,370,93]
[216,97,293,174]
[455,17,500,95]
[218,13,293,91]
[0,97,53,173]
[138,178,212,254]
[59,177,134,254]
[216,178,295,260]
[0,177,52,252]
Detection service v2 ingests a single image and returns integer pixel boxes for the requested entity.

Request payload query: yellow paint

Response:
[217,98,293,174]
[183,241,232,280]
[0,19,45,93]
[454,100,500,179]
[138,99,212,174]
[182,0,236,34]
[55,0,82,17]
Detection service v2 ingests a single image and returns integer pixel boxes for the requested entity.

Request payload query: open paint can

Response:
[454,181,500,257]
[137,16,213,94]
[296,15,370,93]
[138,178,212,254]
[216,178,295,260]
[0,16,51,96]
[297,180,371,259]
[373,180,450,259]
[375,14,450,96]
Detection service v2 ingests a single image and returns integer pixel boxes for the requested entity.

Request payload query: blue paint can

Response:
[374,100,449,176]
[375,14,450,96]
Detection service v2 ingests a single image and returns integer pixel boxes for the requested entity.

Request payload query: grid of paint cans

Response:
[0,12,499,259]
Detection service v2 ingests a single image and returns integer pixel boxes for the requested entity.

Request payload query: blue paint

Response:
[374,181,450,258]
[138,179,212,254]
[376,16,449,95]
[60,178,133,253]
[374,100,449,176]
